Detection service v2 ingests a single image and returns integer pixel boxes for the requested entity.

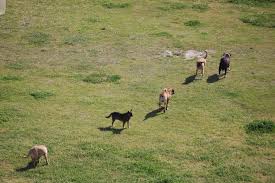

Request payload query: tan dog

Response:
[25,145,49,167]
[159,88,175,113]
[196,50,208,76]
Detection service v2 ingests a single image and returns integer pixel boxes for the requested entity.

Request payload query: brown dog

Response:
[159,88,175,113]
[196,50,208,77]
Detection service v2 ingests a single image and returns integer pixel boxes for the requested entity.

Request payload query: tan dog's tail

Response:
[204,50,208,59]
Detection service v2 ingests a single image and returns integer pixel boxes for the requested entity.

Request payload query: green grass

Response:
[0,0,275,182]
[245,120,274,134]
[228,0,275,6]
[24,32,50,45]
[240,13,275,28]
[83,73,121,84]
[184,20,201,27]
[30,91,54,99]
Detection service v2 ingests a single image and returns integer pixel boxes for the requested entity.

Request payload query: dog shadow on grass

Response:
[143,107,165,121]
[207,74,219,83]
[16,162,36,172]
[98,126,125,134]
[183,75,196,85]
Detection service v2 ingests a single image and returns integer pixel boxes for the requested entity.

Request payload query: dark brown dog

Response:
[159,88,175,113]
[219,53,231,77]
[106,110,133,128]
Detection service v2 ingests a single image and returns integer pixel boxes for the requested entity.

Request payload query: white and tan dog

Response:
[24,145,49,167]
[196,50,208,77]
[159,88,175,113]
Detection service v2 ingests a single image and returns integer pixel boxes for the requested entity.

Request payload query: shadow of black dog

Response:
[98,126,125,134]
[16,162,36,172]
[207,74,219,83]
[183,75,196,85]
[144,107,165,121]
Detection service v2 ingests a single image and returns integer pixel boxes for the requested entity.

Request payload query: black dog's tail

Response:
[105,113,112,118]
[204,50,208,59]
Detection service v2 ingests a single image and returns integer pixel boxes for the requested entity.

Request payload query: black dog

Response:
[219,53,231,77]
[106,110,133,128]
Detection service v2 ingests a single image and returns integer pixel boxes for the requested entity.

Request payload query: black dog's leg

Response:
[127,121,130,128]
[224,67,227,77]
[123,122,126,129]
[111,119,115,127]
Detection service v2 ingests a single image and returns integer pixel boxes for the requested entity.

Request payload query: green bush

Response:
[158,2,188,11]
[0,75,22,81]
[241,14,275,28]
[245,120,274,134]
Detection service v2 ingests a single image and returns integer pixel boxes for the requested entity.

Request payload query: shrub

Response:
[240,14,275,28]
[63,35,88,45]
[245,120,274,134]
[158,2,188,11]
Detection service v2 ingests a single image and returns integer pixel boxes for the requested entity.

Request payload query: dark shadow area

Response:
[207,74,219,83]
[98,126,124,134]
[144,107,164,121]
[16,162,35,172]
[183,75,196,85]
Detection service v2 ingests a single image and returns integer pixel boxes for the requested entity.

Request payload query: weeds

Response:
[30,91,54,99]
[184,20,201,27]
[228,0,275,6]
[83,73,121,84]
[241,14,275,28]
[102,1,130,9]
[0,75,22,81]
[192,3,209,12]
[25,32,50,45]
[245,120,274,134]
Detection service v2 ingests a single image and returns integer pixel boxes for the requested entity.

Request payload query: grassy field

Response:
[0,0,275,182]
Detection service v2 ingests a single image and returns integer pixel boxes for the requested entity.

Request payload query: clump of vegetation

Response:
[245,120,274,134]
[158,2,188,11]
[150,32,173,38]
[192,3,209,11]
[25,32,50,45]
[0,108,21,124]
[6,63,25,70]
[0,75,22,81]
[184,20,201,27]
[240,14,275,28]
[228,0,275,6]
[30,91,54,99]
[102,1,130,9]
[63,35,88,45]
[83,74,121,84]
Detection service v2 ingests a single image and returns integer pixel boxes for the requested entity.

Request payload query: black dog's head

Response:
[223,53,231,58]
[128,109,133,117]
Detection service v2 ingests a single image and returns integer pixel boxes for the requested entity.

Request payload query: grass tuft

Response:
[240,14,275,28]
[63,35,88,45]
[184,20,201,26]
[0,75,22,81]
[192,3,209,11]
[30,91,54,100]
[25,32,50,45]
[0,108,21,124]
[228,0,275,6]
[158,2,188,11]
[245,120,274,134]
[83,73,121,84]
[102,1,130,9]
[150,32,173,38]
